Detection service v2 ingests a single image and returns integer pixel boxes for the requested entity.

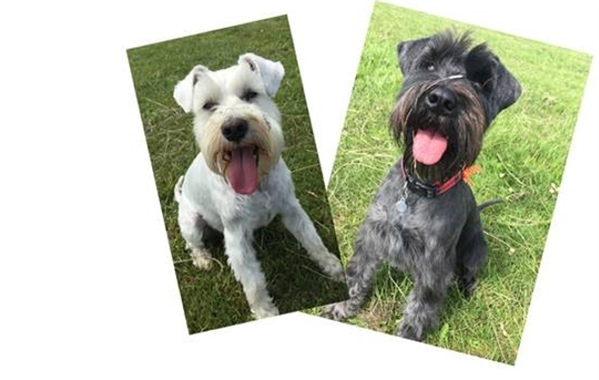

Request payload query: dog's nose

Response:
[425,87,457,116]
[221,118,249,142]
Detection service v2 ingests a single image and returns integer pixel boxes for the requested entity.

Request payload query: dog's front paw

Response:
[321,301,354,321]
[190,250,213,270]
[319,253,346,283]
[458,277,478,299]
[251,302,279,319]
[326,263,346,283]
[397,320,425,342]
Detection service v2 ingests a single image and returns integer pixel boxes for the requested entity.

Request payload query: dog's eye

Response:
[202,101,218,111]
[241,90,258,102]
[426,64,435,72]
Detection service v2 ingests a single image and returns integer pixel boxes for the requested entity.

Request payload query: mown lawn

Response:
[127,15,347,334]
[319,2,591,364]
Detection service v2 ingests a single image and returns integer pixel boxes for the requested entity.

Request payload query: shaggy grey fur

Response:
[322,31,521,341]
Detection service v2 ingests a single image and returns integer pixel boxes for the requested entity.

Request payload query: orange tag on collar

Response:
[462,165,481,185]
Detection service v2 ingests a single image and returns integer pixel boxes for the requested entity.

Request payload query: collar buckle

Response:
[408,180,438,199]
[425,188,436,199]
[401,157,463,199]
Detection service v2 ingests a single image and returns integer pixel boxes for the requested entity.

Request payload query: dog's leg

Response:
[456,211,488,299]
[280,198,345,282]
[321,221,384,320]
[177,197,214,270]
[397,268,452,341]
[223,225,279,318]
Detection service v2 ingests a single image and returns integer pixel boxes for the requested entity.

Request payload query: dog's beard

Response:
[390,82,485,183]
[199,115,283,195]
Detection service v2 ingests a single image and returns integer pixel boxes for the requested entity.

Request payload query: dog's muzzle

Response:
[213,117,271,196]
[425,86,457,116]
[221,118,249,142]
[423,74,464,116]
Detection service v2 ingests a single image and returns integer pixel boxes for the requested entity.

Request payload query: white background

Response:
[1,0,598,379]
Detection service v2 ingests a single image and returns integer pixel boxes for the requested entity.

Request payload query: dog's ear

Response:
[466,44,522,116]
[397,37,431,75]
[173,65,208,113]
[491,56,522,113]
[239,53,285,97]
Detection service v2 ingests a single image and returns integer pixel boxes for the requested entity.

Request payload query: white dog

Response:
[172,53,345,318]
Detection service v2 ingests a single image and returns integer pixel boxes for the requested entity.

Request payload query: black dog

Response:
[323,31,522,341]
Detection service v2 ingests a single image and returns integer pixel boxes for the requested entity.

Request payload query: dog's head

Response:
[174,53,285,195]
[390,31,522,179]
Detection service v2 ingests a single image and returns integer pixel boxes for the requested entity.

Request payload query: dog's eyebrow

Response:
[420,47,464,68]
[239,87,262,99]
[420,49,443,64]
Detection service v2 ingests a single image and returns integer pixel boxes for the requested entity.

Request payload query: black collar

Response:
[400,157,463,199]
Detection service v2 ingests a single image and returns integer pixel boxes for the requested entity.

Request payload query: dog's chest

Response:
[374,194,442,272]
[233,190,278,227]
[371,171,452,265]
[372,176,473,275]
[374,170,424,229]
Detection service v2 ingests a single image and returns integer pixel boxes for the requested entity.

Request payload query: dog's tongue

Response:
[227,146,258,195]
[413,128,448,165]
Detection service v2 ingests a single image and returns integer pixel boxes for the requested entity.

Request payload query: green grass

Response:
[321,2,592,364]
[127,15,347,333]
